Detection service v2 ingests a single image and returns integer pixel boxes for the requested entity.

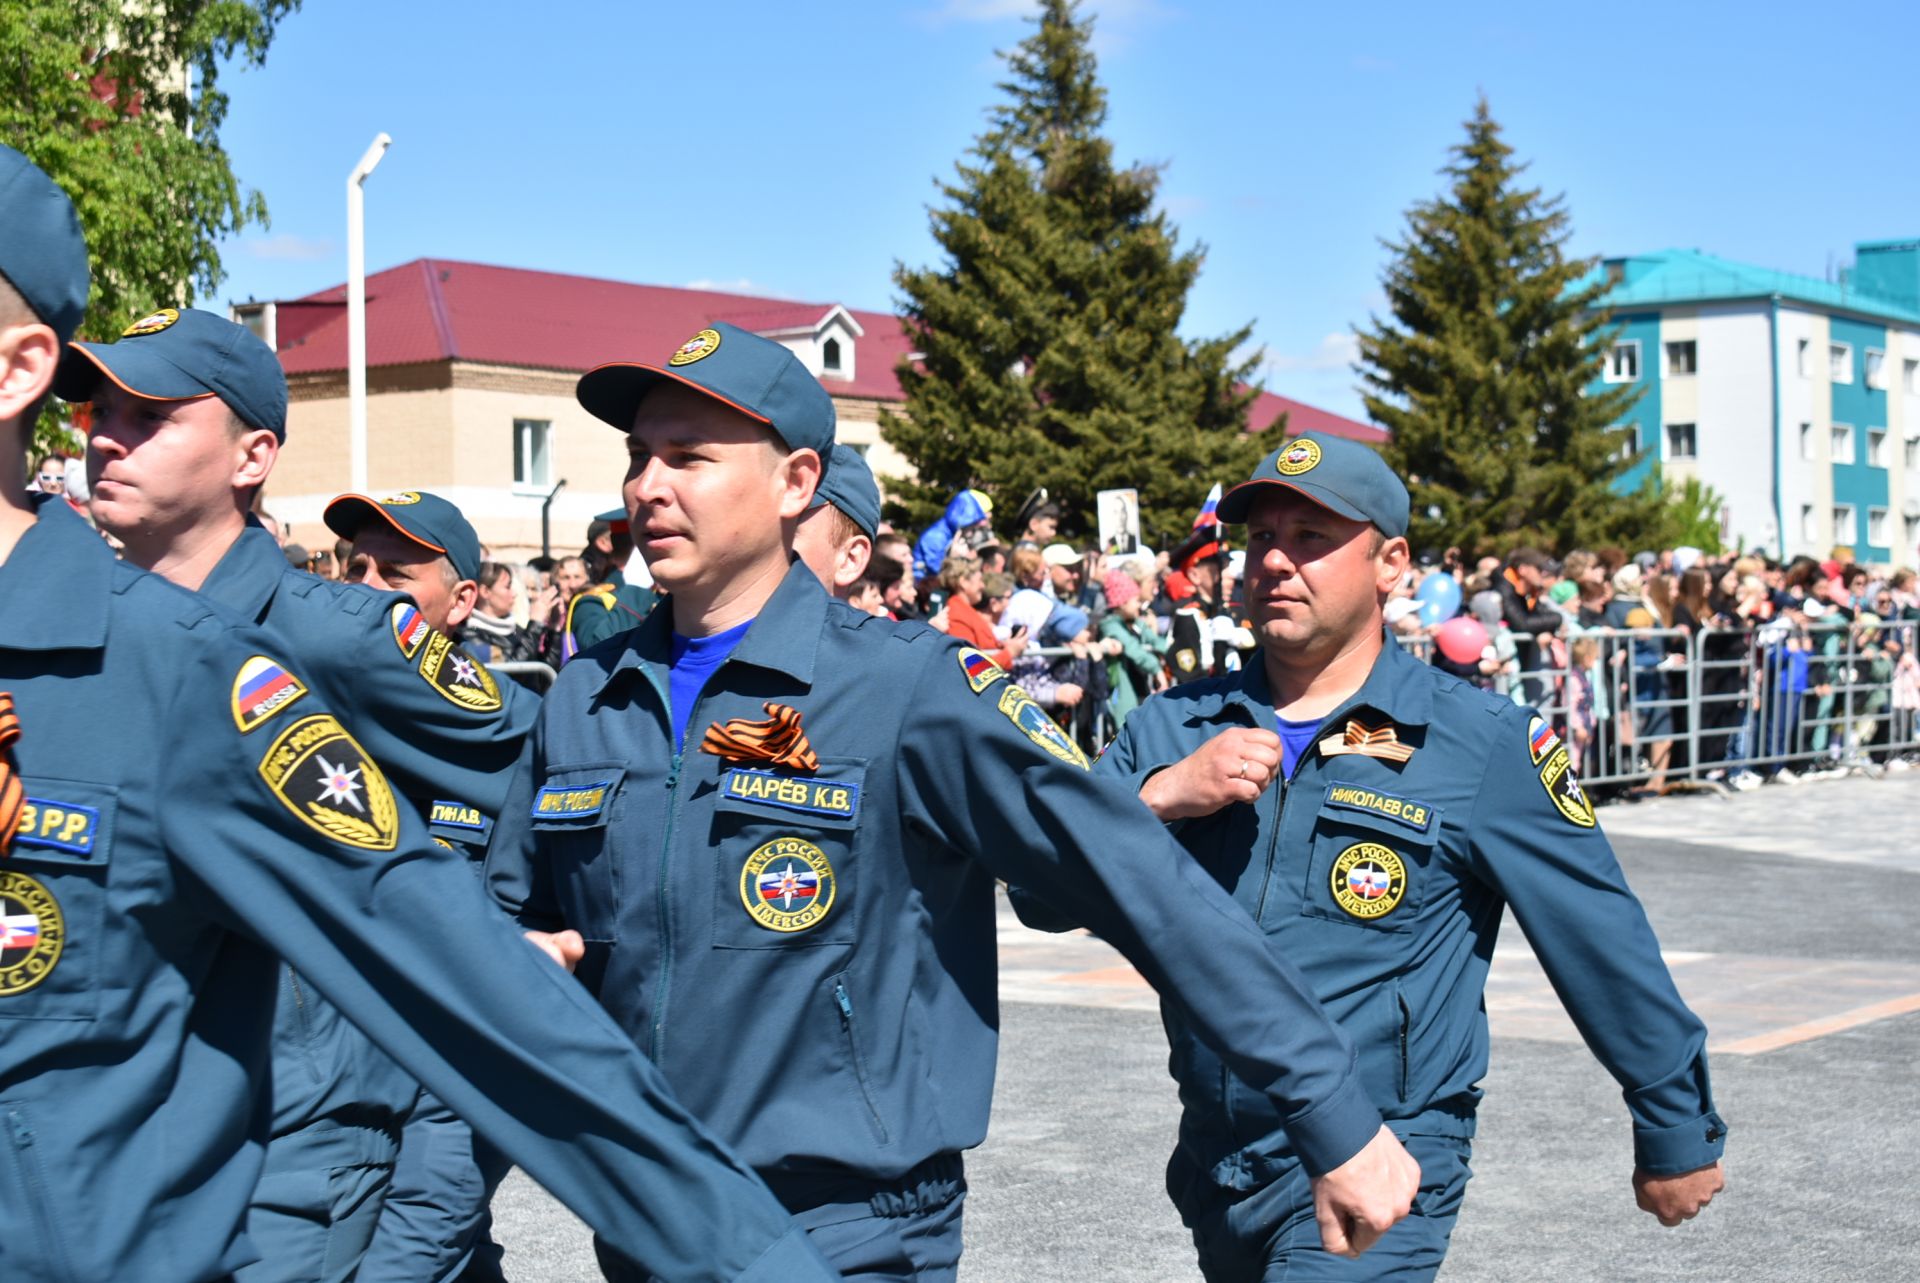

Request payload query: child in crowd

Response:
[1099,567,1169,729]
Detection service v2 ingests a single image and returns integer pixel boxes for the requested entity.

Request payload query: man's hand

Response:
[524,929,584,974]
[1138,726,1283,820]
[1053,682,1084,708]
[1633,1162,1724,1226]
[1310,1125,1421,1259]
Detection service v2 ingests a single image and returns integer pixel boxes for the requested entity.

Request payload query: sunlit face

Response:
[481,567,516,618]
[87,384,256,552]
[1243,489,1405,655]
[352,525,472,632]
[555,558,589,596]
[624,383,814,597]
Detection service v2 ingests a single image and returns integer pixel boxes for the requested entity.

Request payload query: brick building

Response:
[235,259,1381,560]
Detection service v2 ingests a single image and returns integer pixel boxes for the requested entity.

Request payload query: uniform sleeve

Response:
[897,646,1382,1176]
[161,638,837,1283]
[479,730,563,929]
[355,1089,486,1283]
[1465,709,1727,1175]
[311,595,541,819]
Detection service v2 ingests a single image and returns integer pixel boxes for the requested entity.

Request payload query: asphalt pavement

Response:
[490,771,1920,1281]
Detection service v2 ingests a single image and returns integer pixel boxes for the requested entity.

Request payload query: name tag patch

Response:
[429,800,490,832]
[532,782,612,821]
[1322,785,1435,834]
[721,768,860,822]
[14,797,102,856]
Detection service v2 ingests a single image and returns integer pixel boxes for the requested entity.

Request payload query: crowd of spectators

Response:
[172,478,1920,799]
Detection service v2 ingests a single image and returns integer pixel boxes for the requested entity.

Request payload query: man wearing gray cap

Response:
[1019,432,1727,1280]
[793,441,880,598]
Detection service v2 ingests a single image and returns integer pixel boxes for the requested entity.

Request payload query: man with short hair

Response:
[0,142,838,1283]
[488,321,1419,1282]
[327,489,481,636]
[56,309,550,1280]
[1026,433,1726,1281]
[792,442,879,600]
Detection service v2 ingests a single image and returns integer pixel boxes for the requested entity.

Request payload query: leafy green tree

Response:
[1,0,298,452]
[882,0,1270,548]
[1356,98,1673,556]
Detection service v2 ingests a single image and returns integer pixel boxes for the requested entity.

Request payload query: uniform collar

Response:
[199,520,288,625]
[0,495,113,652]
[596,557,825,695]
[1225,630,1434,730]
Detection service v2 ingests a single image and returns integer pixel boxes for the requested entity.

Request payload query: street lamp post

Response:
[347,133,392,496]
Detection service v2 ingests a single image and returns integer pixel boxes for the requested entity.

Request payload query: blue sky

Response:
[214,0,1920,422]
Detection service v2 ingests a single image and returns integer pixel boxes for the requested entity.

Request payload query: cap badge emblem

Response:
[668,327,722,367]
[1275,439,1322,476]
[380,491,422,506]
[122,307,180,337]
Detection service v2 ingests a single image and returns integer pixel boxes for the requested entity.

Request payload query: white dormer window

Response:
[823,337,843,373]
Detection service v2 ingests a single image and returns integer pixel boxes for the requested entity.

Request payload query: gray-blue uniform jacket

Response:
[0,499,835,1283]
[486,561,1385,1189]
[1067,634,1726,1194]
[201,522,539,1276]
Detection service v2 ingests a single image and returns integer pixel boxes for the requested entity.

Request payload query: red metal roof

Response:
[269,258,1382,439]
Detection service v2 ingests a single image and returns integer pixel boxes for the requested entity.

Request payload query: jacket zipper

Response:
[833,981,891,1143]
[4,1106,77,1283]
[641,664,688,1064]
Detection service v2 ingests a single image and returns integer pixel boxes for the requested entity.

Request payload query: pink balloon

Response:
[1435,617,1489,665]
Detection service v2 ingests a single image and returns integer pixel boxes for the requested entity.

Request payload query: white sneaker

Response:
[1771,768,1801,785]
[1887,758,1912,772]
[1729,772,1762,791]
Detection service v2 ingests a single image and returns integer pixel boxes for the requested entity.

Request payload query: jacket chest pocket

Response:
[1298,785,1443,934]
[707,756,865,950]
[1,779,115,1022]
[528,763,626,943]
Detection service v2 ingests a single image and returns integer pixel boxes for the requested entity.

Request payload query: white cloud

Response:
[1266,332,1360,374]
[681,277,761,293]
[241,233,334,262]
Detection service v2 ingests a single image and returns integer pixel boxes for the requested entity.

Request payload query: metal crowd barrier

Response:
[1399,619,1920,791]
[486,660,559,695]
[1024,643,1116,751]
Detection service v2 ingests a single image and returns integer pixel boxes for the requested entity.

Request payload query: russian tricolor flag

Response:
[1192,483,1222,529]
[962,650,998,684]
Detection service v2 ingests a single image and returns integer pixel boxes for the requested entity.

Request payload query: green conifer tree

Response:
[882,0,1270,548]
[1357,98,1674,556]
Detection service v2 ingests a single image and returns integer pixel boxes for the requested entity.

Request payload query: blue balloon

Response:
[1414,573,1461,626]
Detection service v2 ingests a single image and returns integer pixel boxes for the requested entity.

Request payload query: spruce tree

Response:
[1356,98,1673,556]
[882,0,1269,547]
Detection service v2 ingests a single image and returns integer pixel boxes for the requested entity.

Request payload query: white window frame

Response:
[512,418,552,494]
[1906,431,1920,472]
[1664,422,1698,459]
[1869,506,1890,546]
[1905,357,1920,395]
[821,336,844,374]
[1832,423,1856,465]
[1865,347,1888,390]
[1664,340,1697,377]
[1604,341,1641,383]
[1801,504,1819,542]
[1797,338,1811,378]
[1608,423,1638,461]
[1799,422,1816,460]
[1830,342,1854,384]
[1833,503,1857,544]
[1868,427,1889,468]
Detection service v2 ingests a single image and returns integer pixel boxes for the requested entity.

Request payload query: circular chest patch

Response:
[0,871,65,996]
[1329,843,1406,920]
[122,307,180,336]
[668,327,723,367]
[740,837,837,933]
[1275,439,1322,476]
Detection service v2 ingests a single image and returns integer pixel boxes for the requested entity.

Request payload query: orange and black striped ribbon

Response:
[0,693,23,856]
[699,702,819,773]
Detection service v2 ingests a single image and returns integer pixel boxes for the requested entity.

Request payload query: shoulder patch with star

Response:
[256,714,400,851]
[416,631,504,712]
